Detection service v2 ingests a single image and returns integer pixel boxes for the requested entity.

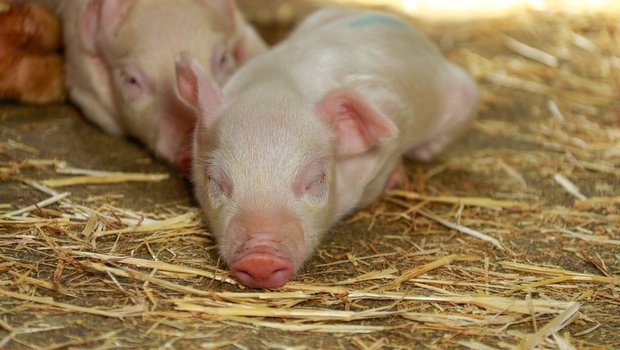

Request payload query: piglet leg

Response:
[384,161,405,190]
[406,66,478,161]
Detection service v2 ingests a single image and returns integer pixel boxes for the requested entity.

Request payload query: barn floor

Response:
[1,4,619,350]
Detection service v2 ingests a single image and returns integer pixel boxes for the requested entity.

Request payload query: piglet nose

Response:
[231,252,293,289]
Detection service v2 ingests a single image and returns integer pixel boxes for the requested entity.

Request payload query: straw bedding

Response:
[0,3,619,349]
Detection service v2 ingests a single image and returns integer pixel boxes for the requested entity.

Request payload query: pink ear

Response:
[203,0,235,30]
[318,89,398,156]
[79,0,103,53]
[79,0,133,54]
[175,52,223,129]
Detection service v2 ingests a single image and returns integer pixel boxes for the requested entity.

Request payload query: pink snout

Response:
[231,245,293,289]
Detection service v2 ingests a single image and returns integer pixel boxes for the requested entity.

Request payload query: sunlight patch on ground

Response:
[321,0,620,18]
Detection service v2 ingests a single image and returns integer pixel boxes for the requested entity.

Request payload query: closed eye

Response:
[207,169,233,199]
[118,66,149,102]
[211,43,236,83]
[293,159,329,205]
[219,54,228,66]
[124,75,138,85]
[120,70,140,86]
[305,175,325,195]
[208,175,224,196]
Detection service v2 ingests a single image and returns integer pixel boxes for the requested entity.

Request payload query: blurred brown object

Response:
[237,0,320,44]
[0,0,65,104]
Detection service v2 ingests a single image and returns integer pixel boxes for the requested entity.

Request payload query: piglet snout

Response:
[231,244,293,289]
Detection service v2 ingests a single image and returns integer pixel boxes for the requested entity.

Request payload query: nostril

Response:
[230,252,293,289]
[235,270,251,279]
[272,267,291,276]
[271,267,292,282]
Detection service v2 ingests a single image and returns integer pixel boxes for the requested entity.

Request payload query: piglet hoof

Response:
[174,150,193,177]
[231,249,293,289]
[406,135,450,162]
[384,162,405,190]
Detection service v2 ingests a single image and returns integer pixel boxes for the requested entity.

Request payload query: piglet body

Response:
[178,8,478,288]
[51,0,267,170]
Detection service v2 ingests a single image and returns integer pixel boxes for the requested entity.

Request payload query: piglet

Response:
[177,8,478,288]
[50,0,267,171]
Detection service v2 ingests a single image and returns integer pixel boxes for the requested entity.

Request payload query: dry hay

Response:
[1,4,620,350]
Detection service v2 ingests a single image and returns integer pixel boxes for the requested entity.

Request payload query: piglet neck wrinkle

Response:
[225,207,306,261]
[330,152,380,221]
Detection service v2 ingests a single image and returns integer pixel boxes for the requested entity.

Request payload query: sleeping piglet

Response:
[53,0,267,170]
[176,8,478,288]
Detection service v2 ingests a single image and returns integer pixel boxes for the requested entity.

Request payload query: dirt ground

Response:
[1,3,619,350]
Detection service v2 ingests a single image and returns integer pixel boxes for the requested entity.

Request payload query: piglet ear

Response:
[205,0,235,30]
[318,89,398,157]
[175,52,223,129]
[79,0,132,54]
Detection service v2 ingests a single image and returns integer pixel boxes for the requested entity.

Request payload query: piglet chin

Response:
[230,242,294,289]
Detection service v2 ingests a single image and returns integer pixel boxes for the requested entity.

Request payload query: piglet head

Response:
[78,0,266,168]
[205,139,334,290]
[176,55,398,288]
[176,55,339,288]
